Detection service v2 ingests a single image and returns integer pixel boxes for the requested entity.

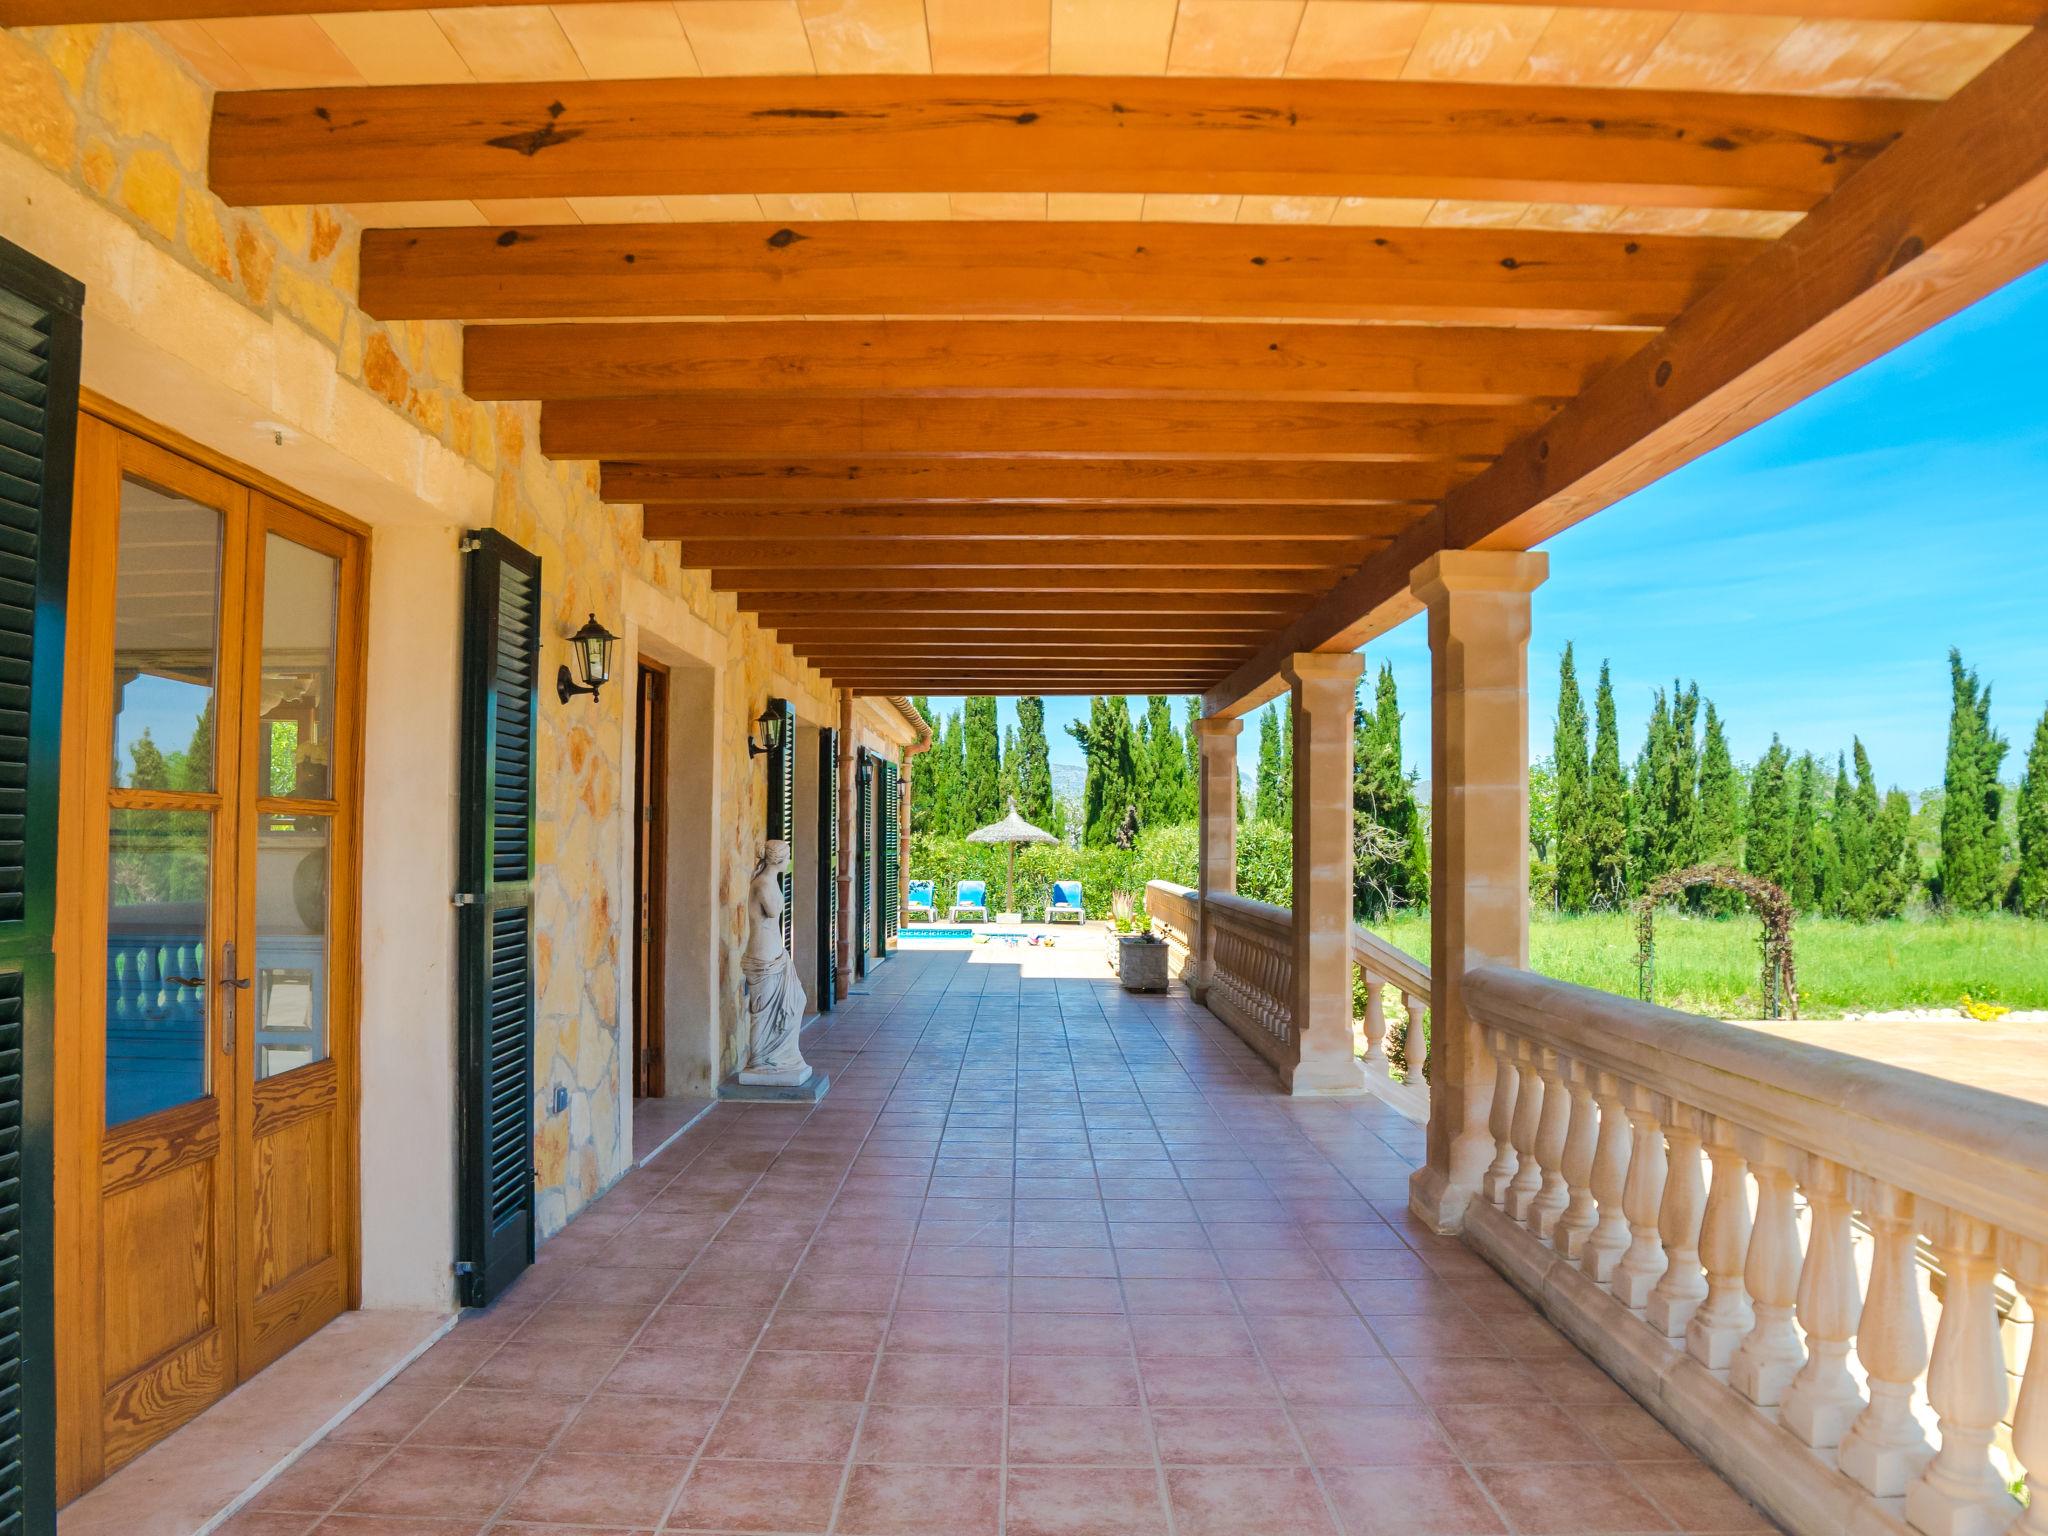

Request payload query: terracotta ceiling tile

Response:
[662,193,770,219]
[431,7,588,79]
[1048,192,1149,219]
[1746,17,1920,92]
[1424,198,1532,226]
[799,0,932,71]
[1861,21,2025,97]
[1141,193,1244,220]
[1695,208,1804,236]
[554,3,703,76]
[927,0,1052,71]
[952,192,1050,218]
[347,201,491,227]
[1237,195,1339,223]
[318,13,475,83]
[1331,195,1434,224]
[678,0,819,73]
[1518,6,1677,85]
[757,192,862,218]
[474,197,586,222]
[1627,12,1796,90]
[1605,205,1715,233]
[1050,0,1180,73]
[1285,1,1430,78]
[199,16,365,86]
[568,196,678,221]
[151,19,259,88]
[854,192,956,219]
[1517,201,1621,231]
[1167,0,1307,75]
[1399,3,1552,81]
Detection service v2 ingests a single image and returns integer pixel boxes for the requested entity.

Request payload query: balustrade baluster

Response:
[1505,1051,1545,1224]
[1529,1052,1572,1240]
[1841,1181,1933,1496]
[1583,1074,1633,1285]
[1401,993,1426,1076]
[1483,1044,1519,1208]
[1612,1090,1669,1309]
[1687,1121,1753,1368]
[1781,1157,1866,1447]
[1555,1064,1599,1259]
[1906,1215,2020,1536]
[2009,1243,2047,1536]
[1362,973,1388,1071]
[1731,1140,1805,1405]
[1645,1110,1708,1337]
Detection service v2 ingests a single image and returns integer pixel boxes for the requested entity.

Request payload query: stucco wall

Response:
[0,20,892,1284]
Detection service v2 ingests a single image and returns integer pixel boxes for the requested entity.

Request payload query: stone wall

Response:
[0,20,886,1242]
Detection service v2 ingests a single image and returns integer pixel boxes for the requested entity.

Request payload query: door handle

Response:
[220,940,252,1055]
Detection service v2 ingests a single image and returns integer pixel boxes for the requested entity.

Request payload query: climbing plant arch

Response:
[1635,864,1798,1020]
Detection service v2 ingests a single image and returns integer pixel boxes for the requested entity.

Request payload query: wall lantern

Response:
[556,613,618,705]
[857,755,875,787]
[748,705,788,759]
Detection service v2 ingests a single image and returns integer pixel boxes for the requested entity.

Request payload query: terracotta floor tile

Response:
[1572,1404,1691,1462]
[1007,1404,1157,1466]
[497,1451,689,1526]
[1293,1404,1458,1468]
[702,1398,863,1462]
[1005,1466,1171,1536]
[731,1348,877,1402]
[599,1346,749,1399]
[466,1339,616,1395]
[214,1512,316,1536]
[1165,1465,1341,1535]
[1009,1353,1143,1406]
[856,1402,1004,1465]
[1439,1403,1606,1463]
[329,1384,447,1445]
[1139,1354,1279,1405]
[308,1518,483,1535]
[886,1308,1008,1353]
[667,1458,844,1532]
[637,1303,771,1352]
[837,1463,1002,1535]
[872,1350,1006,1404]
[250,1443,390,1512]
[761,1306,890,1353]
[340,1447,537,1519]
[1623,1461,1780,1533]
[1478,1464,1675,1532]
[1129,1313,1258,1359]
[1322,1465,1508,1536]
[407,1388,581,1450]
[1010,1310,1132,1355]
[1151,1407,1304,1466]
[559,1393,719,1457]
[1248,1314,1382,1358]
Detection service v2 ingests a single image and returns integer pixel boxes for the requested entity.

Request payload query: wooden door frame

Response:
[632,659,667,1099]
[54,405,367,1500]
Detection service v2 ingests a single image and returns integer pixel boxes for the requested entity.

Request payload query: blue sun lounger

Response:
[950,880,989,923]
[905,880,936,923]
[1047,881,1085,924]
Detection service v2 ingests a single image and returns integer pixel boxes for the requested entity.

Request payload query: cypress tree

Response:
[1938,649,2009,912]
[1587,662,1628,907]
[1068,695,1140,847]
[1871,787,1917,919]
[908,696,936,834]
[1139,694,1191,826]
[930,710,966,835]
[2014,701,2048,917]
[1693,700,1740,912]
[1255,703,1290,825]
[1662,682,1701,875]
[1014,695,1056,829]
[1553,645,1593,913]
[1745,738,1794,897]
[1183,697,1202,803]
[999,723,1020,811]
[1353,663,1426,914]
[1629,689,1670,890]
[1836,741,1881,918]
[961,696,1002,828]
[1789,752,1823,912]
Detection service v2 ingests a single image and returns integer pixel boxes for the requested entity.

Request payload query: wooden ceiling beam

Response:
[210,78,1920,212]
[643,507,1409,541]
[743,593,1303,616]
[685,537,1374,570]
[606,458,1462,506]
[843,684,1221,695]
[759,616,1279,635]
[359,221,1761,326]
[1206,26,2048,716]
[791,641,1256,658]
[714,568,1330,593]
[468,321,1647,407]
[543,396,1534,463]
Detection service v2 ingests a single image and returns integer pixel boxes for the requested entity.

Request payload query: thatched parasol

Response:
[965,799,1059,916]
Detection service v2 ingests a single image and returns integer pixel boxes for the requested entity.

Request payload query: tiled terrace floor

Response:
[221,947,1775,1536]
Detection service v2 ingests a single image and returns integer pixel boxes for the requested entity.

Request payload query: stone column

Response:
[1193,715,1242,1001]
[1408,550,1548,1231]
[1281,652,1368,1097]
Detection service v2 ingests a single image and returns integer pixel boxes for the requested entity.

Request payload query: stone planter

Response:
[1117,934,1170,993]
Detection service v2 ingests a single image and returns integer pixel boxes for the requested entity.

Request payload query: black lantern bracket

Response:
[748,704,788,759]
[557,612,618,704]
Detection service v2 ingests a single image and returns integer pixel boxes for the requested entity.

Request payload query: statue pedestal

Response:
[718,1071,830,1104]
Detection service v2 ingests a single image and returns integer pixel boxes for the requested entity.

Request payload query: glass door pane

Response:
[113,478,221,791]
[105,807,211,1124]
[258,534,338,801]
[253,811,328,1080]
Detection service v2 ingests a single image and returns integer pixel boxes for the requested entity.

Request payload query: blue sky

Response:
[927,262,2048,798]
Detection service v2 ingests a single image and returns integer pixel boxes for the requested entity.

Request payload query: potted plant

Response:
[1111,891,1168,992]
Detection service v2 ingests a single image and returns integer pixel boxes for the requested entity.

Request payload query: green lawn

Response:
[1367,911,2048,1018]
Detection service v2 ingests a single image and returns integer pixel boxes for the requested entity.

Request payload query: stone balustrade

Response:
[1461,964,2048,1536]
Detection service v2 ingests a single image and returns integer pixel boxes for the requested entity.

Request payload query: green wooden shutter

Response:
[855,752,872,978]
[881,759,899,949]
[456,529,540,1308]
[765,698,794,953]
[0,236,80,1536]
[816,727,837,1012]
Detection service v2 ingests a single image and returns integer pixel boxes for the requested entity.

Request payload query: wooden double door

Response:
[56,415,364,1498]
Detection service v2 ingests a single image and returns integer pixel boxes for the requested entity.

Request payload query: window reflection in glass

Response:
[113,478,222,792]
[260,536,338,800]
[255,812,328,1080]
[105,808,210,1125]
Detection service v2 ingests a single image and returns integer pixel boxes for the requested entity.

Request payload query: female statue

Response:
[740,839,812,1085]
